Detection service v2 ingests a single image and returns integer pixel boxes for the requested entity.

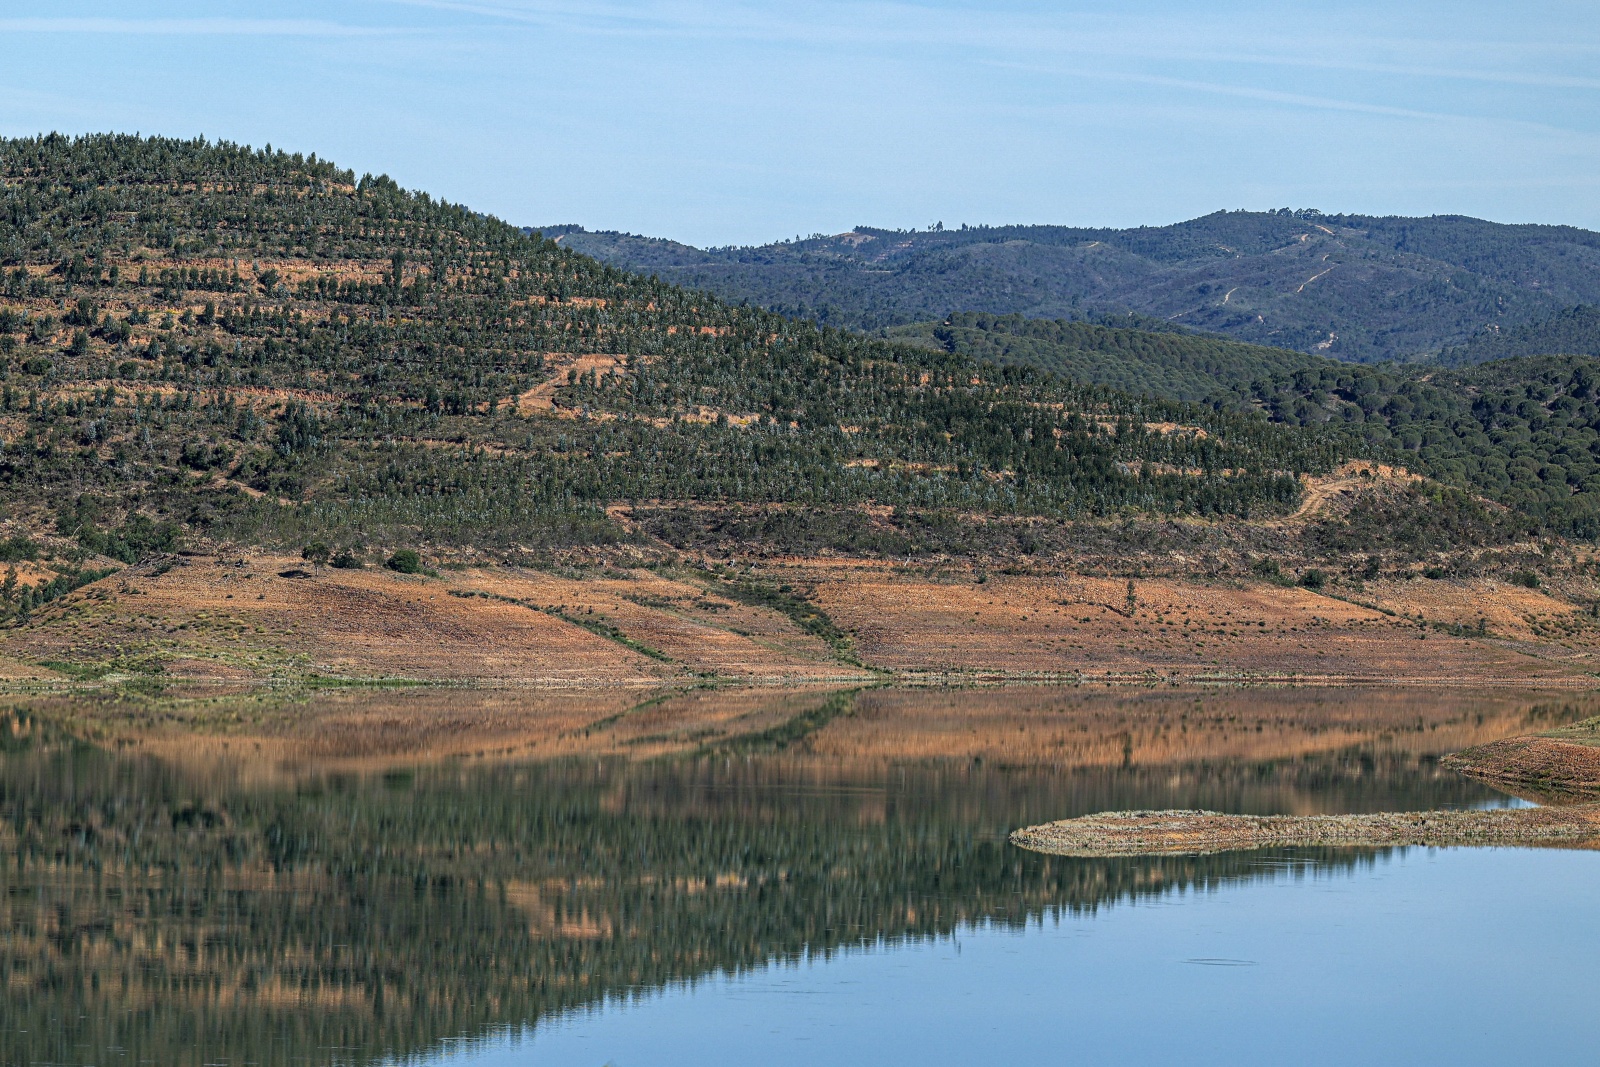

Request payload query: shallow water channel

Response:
[3,686,1598,1066]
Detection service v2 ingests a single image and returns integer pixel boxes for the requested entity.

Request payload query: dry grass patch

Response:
[0,556,873,685]
[448,567,870,681]
[2,555,670,685]
[799,565,1596,684]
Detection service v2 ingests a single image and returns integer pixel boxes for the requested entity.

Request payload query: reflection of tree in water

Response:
[0,714,1513,1067]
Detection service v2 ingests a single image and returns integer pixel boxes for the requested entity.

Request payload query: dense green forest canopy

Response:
[549,212,1600,363]
[1225,354,1600,537]
[863,311,1600,539]
[1438,304,1600,367]
[0,133,1352,575]
[887,312,1326,402]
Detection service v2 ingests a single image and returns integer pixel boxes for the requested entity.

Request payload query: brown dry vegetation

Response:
[1444,736,1600,794]
[6,545,1600,689]
[1443,715,1600,793]
[787,563,1600,685]
[0,553,868,686]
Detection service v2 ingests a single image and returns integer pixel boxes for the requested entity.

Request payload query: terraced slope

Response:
[6,135,1600,684]
[0,136,1337,597]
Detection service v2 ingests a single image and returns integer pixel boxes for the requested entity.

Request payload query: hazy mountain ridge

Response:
[545,212,1600,363]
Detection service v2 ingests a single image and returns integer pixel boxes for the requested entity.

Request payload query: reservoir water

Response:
[2,685,1596,1066]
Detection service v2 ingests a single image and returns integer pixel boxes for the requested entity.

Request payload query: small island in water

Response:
[1014,715,1600,856]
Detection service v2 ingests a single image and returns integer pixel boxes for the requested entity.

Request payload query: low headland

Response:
[1010,804,1600,857]
[1012,714,1600,857]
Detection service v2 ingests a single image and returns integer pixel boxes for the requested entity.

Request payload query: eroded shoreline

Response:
[1011,711,1600,857]
[1442,732,1600,794]
[1009,806,1600,857]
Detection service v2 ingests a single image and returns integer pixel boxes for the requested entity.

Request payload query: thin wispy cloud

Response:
[367,0,1600,87]
[0,17,401,37]
[979,65,1600,152]
[1038,68,1544,127]
[4,0,1597,240]
[1126,53,1600,93]
[369,0,666,31]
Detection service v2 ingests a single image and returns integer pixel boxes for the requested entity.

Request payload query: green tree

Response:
[386,549,422,574]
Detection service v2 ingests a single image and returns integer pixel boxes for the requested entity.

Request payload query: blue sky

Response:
[2,1,1598,245]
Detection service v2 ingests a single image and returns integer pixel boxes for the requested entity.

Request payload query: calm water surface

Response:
[2,686,1596,1066]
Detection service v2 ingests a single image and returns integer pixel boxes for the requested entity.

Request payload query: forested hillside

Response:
[1438,305,1600,366]
[0,134,1344,585]
[887,313,1325,402]
[550,212,1600,363]
[8,128,1600,624]
[872,311,1600,535]
[1226,354,1600,536]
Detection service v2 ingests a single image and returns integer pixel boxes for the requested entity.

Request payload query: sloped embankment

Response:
[1442,721,1600,793]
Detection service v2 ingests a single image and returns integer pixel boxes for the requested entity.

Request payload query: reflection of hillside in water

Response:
[1,687,1592,1067]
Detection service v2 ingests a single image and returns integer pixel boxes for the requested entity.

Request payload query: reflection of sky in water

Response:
[1470,795,1537,810]
[454,847,1599,1067]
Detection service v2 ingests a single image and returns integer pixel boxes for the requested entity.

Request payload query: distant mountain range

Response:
[541,212,1600,364]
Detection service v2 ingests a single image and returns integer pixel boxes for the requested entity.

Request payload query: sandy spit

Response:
[1009,806,1600,858]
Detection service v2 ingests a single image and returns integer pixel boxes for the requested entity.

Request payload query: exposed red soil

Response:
[7,552,1600,689]
[796,565,1597,685]
[0,554,866,686]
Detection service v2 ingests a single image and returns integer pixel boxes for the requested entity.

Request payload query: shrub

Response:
[1511,570,1541,589]
[0,536,40,562]
[385,549,422,574]
[1298,568,1326,590]
[330,551,362,569]
[1250,557,1285,582]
